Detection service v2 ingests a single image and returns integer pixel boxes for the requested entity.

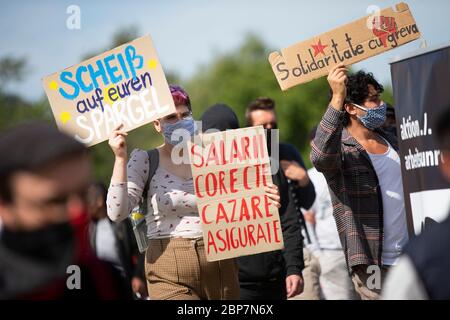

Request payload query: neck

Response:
[347,120,377,141]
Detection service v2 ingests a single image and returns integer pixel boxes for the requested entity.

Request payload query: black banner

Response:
[390,43,450,235]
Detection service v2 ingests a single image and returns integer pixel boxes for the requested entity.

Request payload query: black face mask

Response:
[1,222,75,264]
[0,222,77,298]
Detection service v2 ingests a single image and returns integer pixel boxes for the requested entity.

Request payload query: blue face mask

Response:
[161,117,197,145]
[353,102,387,130]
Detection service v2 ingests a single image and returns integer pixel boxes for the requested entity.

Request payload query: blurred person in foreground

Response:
[383,106,450,299]
[0,122,130,299]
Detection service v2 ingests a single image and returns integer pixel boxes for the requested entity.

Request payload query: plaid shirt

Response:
[310,106,398,273]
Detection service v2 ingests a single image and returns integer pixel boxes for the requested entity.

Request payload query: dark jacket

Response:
[404,212,450,299]
[311,106,398,273]
[279,142,316,211]
[237,154,305,283]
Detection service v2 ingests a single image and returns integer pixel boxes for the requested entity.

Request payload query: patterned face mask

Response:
[353,102,387,130]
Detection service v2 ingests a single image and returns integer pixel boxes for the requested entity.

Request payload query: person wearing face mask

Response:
[0,123,130,299]
[107,85,284,300]
[311,65,409,300]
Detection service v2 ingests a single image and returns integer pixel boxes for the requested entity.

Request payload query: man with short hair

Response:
[246,98,317,300]
[311,64,409,300]
[0,122,129,299]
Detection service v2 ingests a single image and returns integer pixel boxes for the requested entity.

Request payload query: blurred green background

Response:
[0,27,393,184]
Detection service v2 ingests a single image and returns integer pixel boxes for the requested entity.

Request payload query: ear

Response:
[344,103,358,116]
[153,119,162,133]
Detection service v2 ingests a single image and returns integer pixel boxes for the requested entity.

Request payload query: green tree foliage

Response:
[0,57,53,130]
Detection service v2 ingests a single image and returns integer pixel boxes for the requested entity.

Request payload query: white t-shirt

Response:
[308,167,342,250]
[367,139,409,265]
[95,218,121,267]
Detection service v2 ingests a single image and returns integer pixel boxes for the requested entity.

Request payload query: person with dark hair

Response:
[311,64,409,300]
[0,122,130,299]
[246,97,315,300]
[383,106,450,299]
[87,181,147,299]
[202,103,305,300]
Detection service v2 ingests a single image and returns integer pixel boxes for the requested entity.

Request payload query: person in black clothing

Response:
[0,122,130,299]
[87,182,147,299]
[246,97,319,299]
[201,104,305,300]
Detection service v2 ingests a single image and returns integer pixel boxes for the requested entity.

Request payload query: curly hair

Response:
[342,70,384,126]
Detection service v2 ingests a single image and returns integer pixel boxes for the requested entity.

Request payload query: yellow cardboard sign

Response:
[43,35,176,146]
[269,2,420,90]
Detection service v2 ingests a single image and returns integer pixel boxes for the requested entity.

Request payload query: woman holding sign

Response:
[106,85,282,300]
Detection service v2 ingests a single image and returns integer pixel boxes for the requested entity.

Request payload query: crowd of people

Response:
[0,65,449,300]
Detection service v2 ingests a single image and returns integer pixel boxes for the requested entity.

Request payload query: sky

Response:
[1,0,449,102]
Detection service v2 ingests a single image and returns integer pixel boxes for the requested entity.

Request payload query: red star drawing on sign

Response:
[311,39,328,57]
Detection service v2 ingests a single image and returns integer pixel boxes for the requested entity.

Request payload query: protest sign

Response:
[42,35,176,146]
[390,43,450,235]
[189,126,284,261]
[269,2,420,90]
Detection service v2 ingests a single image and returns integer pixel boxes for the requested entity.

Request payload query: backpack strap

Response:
[140,148,159,214]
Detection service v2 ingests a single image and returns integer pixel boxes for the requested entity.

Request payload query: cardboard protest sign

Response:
[189,126,284,261]
[43,35,176,146]
[269,2,420,90]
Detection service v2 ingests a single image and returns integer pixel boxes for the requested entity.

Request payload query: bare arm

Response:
[109,123,128,184]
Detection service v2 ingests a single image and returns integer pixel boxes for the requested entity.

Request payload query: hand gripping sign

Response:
[269,2,421,90]
[43,35,176,146]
